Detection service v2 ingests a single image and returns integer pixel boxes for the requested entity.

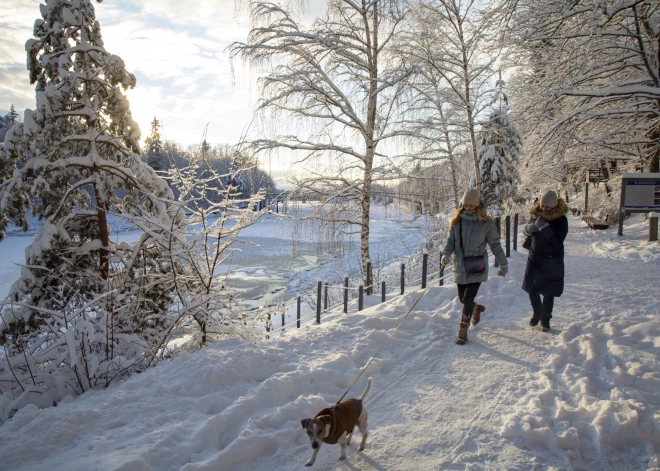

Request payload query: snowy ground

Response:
[0,214,659,471]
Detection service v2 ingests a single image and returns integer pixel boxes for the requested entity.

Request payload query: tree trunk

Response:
[93,170,110,281]
[360,0,378,287]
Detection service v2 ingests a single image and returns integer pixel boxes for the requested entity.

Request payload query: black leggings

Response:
[457,282,481,323]
[528,285,554,319]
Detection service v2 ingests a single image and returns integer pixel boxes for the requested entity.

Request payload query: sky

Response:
[0,212,659,470]
[0,0,264,149]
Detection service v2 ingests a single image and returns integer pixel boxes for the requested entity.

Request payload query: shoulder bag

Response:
[459,218,486,275]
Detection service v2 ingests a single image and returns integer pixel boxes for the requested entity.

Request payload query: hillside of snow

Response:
[0,214,659,471]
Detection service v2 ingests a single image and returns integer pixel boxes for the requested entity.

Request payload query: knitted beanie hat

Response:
[461,189,480,207]
[541,190,559,208]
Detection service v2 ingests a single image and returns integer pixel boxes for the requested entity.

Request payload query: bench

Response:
[582,215,611,230]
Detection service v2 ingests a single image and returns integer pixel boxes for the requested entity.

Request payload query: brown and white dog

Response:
[300,377,371,466]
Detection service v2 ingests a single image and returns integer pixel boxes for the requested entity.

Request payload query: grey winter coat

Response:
[443,212,508,285]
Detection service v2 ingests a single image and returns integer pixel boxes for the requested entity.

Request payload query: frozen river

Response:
[0,206,431,308]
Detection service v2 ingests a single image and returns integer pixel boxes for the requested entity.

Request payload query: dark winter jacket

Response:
[522,200,569,297]
[443,211,508,284]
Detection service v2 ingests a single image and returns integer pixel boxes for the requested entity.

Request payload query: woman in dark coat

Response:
[522,190,569,332]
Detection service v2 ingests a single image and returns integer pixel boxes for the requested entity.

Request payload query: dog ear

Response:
[301,418,311,429]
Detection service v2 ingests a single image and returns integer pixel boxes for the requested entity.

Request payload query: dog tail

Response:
[359,377,372,402]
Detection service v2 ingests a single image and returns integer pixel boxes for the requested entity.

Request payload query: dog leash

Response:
[336,259,448,404]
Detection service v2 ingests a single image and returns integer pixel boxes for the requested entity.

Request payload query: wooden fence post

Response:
[400,263,405,295]
[324,282,328,310]
[439,255,444,286]
[316,279,322,324]
[366,261,372,295]
[343,275,348,313]
[650,215,658,241]
[381,281,386,303]
[358,284,364,311]
[513,213,519,251]
[421,250,428,289]
[495,216,501,267]
[505,215,511,257]
[297,296,301,328]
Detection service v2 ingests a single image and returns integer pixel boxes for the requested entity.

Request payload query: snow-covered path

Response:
[0,215,658,471]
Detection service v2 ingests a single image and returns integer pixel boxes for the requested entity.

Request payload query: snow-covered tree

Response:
[477,76,522,214]
[231,0,413,286]
[4,105,19,127]
[0,0,186,419]
[144,117,168,172]
[402,0,504,189]
[510,0,660,174]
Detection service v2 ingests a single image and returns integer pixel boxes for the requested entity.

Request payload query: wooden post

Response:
[282,311,285,328]
[505,215,511,257]
[343,275,348,313]
[400,263,405,295]
[324,282,328,310]
[297,296,301,328]
[513,213,519,251]
[584,182,589,212]
[276,199,279,214]
[495,216,501,267]
[266,313,271,339]
[366,261,372,295]
[381,281,386,303]
[650,215,658,241]
[358,284,364,311]
[316,279,322,324]
[439,256,444,286]
[421,201,426,216]
[421,250,428,289]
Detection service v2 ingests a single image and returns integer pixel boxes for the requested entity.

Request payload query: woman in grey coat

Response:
[442,189,508,344]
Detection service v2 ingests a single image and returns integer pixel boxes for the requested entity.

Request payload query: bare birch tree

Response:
[400,0,504,189]
[231,0,412,285]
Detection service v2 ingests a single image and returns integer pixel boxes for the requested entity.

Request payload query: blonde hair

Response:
[449,206,493,228]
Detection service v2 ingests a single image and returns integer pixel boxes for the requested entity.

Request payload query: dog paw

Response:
[305,462,314,467]
[358,446,365,452]
[339,456,346,460]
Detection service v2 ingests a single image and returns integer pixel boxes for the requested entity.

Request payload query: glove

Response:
[497,265,508,277]
[535,217,549,230]
[441,254,449,267]
[523,224,538,236]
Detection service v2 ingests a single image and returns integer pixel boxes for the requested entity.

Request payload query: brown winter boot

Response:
[471,304,485,326]
[456,321,469,345]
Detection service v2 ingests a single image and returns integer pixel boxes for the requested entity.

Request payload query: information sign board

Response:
[618,173,660,235]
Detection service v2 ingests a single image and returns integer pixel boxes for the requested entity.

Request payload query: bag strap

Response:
[459,217,464,252]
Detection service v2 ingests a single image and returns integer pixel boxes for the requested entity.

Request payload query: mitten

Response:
[535,216,549,230]
[441,254,449,267]
[497,265,508,277]
[523,224,538,236]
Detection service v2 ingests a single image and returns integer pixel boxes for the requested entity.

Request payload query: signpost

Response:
[618,173,660,236]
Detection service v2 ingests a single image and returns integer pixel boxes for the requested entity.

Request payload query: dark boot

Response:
[456,321,469,345]
[471,304,485,326]
[540,313,551,332]
[529,314,540,327]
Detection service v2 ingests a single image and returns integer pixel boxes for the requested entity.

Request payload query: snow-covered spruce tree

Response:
[477,77,522,214]
[4,105,20,127]
[231,0,414,286]
[144,117,168,172]
[0,0,185,419]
